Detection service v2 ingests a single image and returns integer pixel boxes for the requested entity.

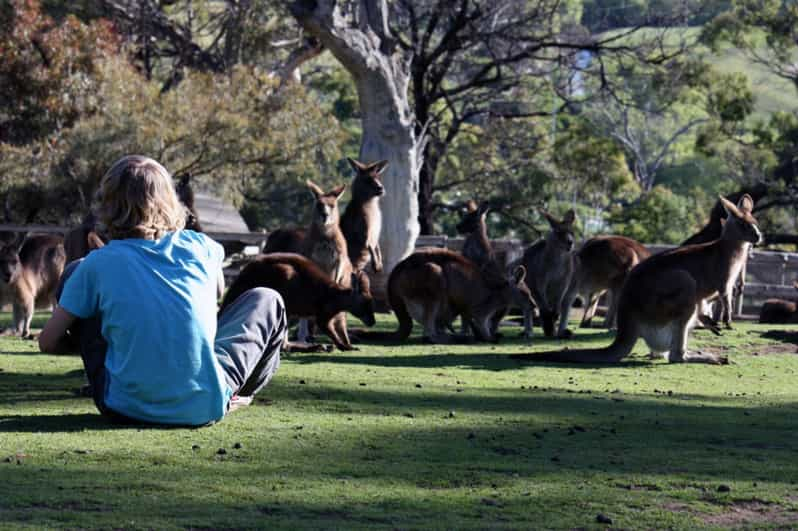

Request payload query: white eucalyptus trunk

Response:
[290,0,421,273]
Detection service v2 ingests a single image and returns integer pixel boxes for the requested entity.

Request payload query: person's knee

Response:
[247,287,285,323]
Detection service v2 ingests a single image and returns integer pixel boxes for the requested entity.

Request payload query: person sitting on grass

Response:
[39,155,287,426]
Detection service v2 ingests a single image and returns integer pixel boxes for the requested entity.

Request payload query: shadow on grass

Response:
[292,352,653,370]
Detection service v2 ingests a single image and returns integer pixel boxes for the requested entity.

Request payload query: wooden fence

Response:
[3,224,797,312]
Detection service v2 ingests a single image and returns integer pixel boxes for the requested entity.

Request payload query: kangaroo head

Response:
[456,200,489,235]
[0,241,22,284]
[542,209,576,251]
[348,270,376,327]
[347,158,387,199]
[719,194,763,245]
[307,180,346,228]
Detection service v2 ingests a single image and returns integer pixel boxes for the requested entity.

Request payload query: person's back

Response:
[40,155,286,426]
[61,230,228,425]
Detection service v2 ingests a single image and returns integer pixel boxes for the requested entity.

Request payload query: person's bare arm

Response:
[39,306,78,354]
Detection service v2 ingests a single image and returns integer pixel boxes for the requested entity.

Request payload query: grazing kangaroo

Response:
[513,195,762,365]
[520,209,576,338]
[456,200,534,336]
[0,234,66,338]
[340,158,387,273]
[359,248,530,344]
[557,236,651,337]
[759,282,798,324]
[219,253,375,351]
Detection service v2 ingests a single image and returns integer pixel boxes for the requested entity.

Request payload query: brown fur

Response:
[340,158,387,273]
[264,227,306,254]
[456,200,535,336]
[300,180,355,347]
[515,195,762,365]
[557,235,651,337]
[0,234,66,338]
[519,209,576,338]
[219,253,375,351]
[359,248,530,344]
[759,282,798,324]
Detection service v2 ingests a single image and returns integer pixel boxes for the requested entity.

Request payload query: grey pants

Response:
[58,260,286,423]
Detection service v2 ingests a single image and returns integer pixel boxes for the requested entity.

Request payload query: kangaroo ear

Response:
[719,196,742,218]
[13,232,27,253]
[347,157,367,173]
[512,265,526,284]
[371,160,389,175]
[330,184,346,200]
[307,180,324,199]
[562,209,576,225]
[737,193,754,214]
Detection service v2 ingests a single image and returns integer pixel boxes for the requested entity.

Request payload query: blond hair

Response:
[94,155,186,240]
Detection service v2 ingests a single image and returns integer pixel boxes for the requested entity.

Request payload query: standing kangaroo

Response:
[557,236,651,338]
[359,248,530,344]
[0,234,66,338]
[513,195,762,365]
[519,209,576,338]
[300,181,356,348]
[220,253,375,352]
[340,158,387,273]
[456,200,534,336]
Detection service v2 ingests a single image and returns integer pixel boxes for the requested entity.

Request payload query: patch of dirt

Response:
[702,343,798,356]
[702,500,798,527]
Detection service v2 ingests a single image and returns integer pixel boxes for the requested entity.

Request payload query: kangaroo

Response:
[300,181,356,347]
[456,200,535,336]
[759,282,798,324]
[359,248,530,344]
[513,195,762,365]
[557,236,651,338]
[519,209,576,338]
[0,234,66,338]
[682,188,766,329]
[219,253,375,351]
[340,158,387,273]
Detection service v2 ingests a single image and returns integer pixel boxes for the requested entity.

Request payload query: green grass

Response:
[3,311,798,529]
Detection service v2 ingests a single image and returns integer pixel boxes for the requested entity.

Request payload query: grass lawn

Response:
[2,311,798,530]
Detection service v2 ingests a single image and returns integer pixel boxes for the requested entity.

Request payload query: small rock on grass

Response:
[596,513,613,524]
[233,442,242,449]
[717,484,731,493]
[217,448,227,455]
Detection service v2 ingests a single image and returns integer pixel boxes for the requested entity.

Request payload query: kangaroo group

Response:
[1,161,775,368]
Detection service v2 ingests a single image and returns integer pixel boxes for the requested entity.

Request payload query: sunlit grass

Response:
[2,311,798,529]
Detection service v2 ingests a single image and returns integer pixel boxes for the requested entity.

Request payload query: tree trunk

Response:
[289,0,421,272]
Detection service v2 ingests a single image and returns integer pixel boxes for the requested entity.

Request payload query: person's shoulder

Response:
[175,230,224,259]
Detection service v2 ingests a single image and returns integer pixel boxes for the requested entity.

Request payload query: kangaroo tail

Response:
[356,268,413,342]
[511,324,637,364]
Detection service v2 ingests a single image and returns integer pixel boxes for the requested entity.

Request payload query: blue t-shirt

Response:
[59,230,232,425]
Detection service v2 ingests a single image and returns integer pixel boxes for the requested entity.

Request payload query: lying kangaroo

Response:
[513,195,762,365]
[456,200,534,336]
[519,209,576,338]
[557,235,651,337]
[0,234,66,338]
[759,282,798,324]
[340,158,387,273]
[359,248,530,344]
[219,253,375,351]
